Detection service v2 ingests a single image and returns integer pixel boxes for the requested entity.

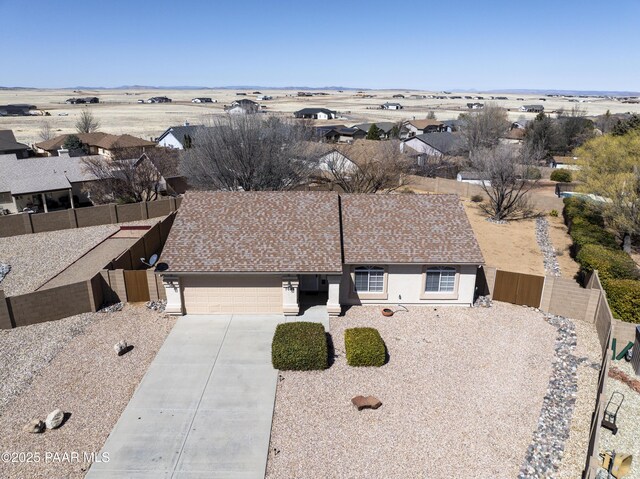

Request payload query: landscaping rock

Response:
[45,408,65,429]
[0,262,10,284]
[99,302,124,313]
[351,395,382,411]
[23,419,45,433]
[114,340,129,356]
[535,217,561,277]
[474,295,493,308]
[146,299,166,312]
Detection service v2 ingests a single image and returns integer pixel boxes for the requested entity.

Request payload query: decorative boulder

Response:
[351,395,382,411]
[114,340,129,356]
[45,409,64,429]
[23,419,45,434]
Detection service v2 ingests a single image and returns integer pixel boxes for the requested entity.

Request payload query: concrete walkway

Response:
[87,314,283,479]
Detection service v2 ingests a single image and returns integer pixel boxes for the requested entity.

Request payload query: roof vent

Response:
[184,120,190,127]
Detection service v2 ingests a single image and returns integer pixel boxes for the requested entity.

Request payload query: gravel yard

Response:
[0,304,175,479]
[0,225,118,296]
[267,302,561,479]
[600,360,640,479]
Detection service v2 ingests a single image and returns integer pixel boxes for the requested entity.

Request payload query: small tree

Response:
[63,134,84,153]
[612,114,640,136]
[459,103,510,155]
[38,120,54,141]
[469,144,543,220]
[75,108,100,133]
[426,111,437,120]
[366,123,382,140]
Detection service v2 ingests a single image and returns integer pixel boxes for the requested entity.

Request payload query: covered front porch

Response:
[13,188,76,213]
[282,273,342,317]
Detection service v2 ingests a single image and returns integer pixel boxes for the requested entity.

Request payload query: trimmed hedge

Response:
[568,217,618,252]
[550,169,572,183]
[604,279,640,323]
[344,327,386,367]
[563,197,606,228]
[576,244,640,283]
[272,322,328,371]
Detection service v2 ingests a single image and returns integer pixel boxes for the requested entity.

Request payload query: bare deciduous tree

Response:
[38,120,54,141]
[82,146,164,204]
[318,140,414,193]
[180,115,320,191]
[469,144,544,220]
[459,103,510,155]
[75,107,100,133]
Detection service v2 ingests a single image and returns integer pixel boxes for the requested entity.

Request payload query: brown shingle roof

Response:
[408,119,444,130]
[340,193,484,265]
[35,132,155,151]
[160,191,343,273]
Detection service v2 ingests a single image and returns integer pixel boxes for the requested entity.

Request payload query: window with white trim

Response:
[425,267,456,293]
[354,266,384,293]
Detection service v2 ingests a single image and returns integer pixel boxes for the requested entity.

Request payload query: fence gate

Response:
[123,270,150,302]
[492,270,544,308]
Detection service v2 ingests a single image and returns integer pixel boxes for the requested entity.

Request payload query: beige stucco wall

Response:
[340,264,478,306]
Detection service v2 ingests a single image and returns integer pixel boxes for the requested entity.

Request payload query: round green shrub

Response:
[569,217,618,252]
[604,279,640,323]
[470,194,484,203]
[576,244,639,283]
[344,327,386,367]
[549,209,559,217]
[550,169,573,182]
[272,322,328,371]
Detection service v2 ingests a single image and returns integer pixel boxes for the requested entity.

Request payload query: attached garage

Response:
[181,275,283,314]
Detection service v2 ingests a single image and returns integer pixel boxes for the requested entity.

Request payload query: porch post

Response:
[327,274,342,316]
[282,275,299,316]
[69,189,75,209]
[41,193,48,213]
[162,275,183,315]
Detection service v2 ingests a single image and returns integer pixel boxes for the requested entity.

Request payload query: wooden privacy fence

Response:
[123,270,151,302]
[492,270,545,308]
[0,197,182,238]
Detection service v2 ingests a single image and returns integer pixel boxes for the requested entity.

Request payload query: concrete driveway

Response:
[87,314,282,479]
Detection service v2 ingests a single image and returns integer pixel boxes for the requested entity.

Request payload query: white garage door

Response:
[182,275,283,314]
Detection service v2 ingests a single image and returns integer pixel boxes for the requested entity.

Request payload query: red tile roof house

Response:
[158,191,484,316]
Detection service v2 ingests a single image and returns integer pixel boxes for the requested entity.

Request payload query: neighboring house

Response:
[402,132,463,159]
[156,123,208,149]
[511,119,530,129]
[158,191,484,315]
[441,119,464,132]
[403,119,446,137]
[65,97,99,104]
[316,125,366,143]
[520,105,544,113]
[352,122,398,139]
[256,95,272,101]
[0,130,30,158]
[191,97,215,103]
[550,156,581,170]
[467,102,484,109]
[500,128,525,144]
[0,104,37,116]
[457,170,491,186]
[0,153,100,213]
[294,108,337,120]
[392,94,405,98]
[143,148,189,194]
[146,96,172,103]
[225,99,259,114]
[35,133,156,158]
[381,102,403,110]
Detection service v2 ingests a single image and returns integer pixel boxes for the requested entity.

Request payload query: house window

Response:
[354,266,384,293]
[425,267,456,293]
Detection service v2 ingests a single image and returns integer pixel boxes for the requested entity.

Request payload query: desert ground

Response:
[2,88,640,145]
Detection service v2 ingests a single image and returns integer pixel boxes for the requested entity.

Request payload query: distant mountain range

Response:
[0,85,638,96]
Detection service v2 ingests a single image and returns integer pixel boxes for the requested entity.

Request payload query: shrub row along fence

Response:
[407,175,564,212]
[0,214,175,329]
[0,197,182,238]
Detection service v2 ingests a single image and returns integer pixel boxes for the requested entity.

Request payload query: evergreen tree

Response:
[63,134,84,152]
[366,123,382,140]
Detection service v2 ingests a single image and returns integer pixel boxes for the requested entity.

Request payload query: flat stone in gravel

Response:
[267,302,558,479]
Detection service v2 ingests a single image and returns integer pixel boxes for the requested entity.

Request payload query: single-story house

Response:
[316,126,366,143]
[146,96,172,103]
[156,123,208,149]
[0,104,37,116]
[457,170,491,186]
[520,105,544,113]
[35,132,156,158]
[467,103,484,109]
[65,97,99,104]
[401,132,464,158]
[142,148,189,194]
[158,191,484,315]
[441,119,464,132]
[191,97,215,103]
[0,130,30,158]
[392,94,405,98]
[381,102,403,110]
[225,99,259,114]
[352,122,398,139]
[256,95,272,101]
[294,108,337,120]
[511,119,530,129]
[403,119,446,137]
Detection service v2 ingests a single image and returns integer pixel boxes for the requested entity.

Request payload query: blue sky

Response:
[1,0,638,91]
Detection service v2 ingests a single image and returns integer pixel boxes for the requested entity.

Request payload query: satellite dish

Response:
[140,254,159,268]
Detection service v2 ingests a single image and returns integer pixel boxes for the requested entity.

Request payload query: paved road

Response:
[87,314,282,479]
